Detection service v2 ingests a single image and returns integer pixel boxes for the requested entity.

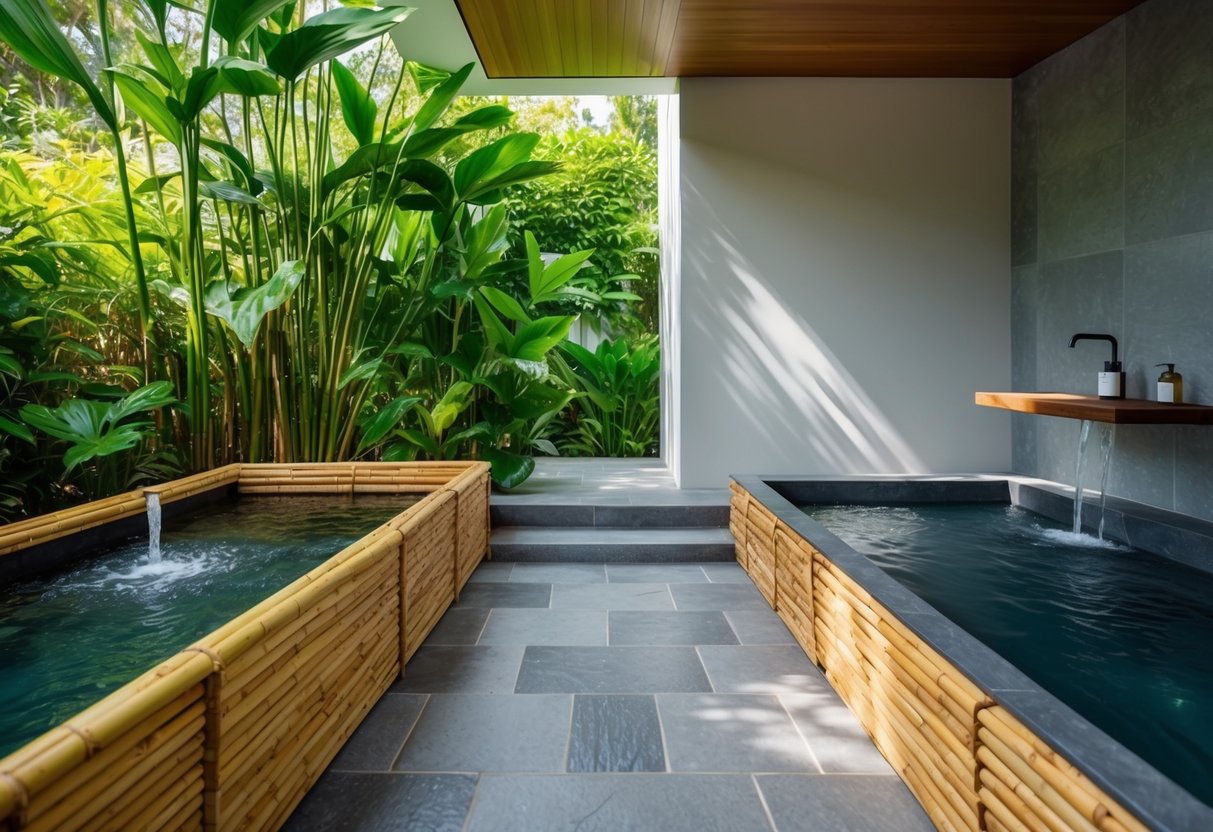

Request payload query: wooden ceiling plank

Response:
[621,0,647,77]
[651,0,681,77]
[634,0,666,76]
[574,1,594,77]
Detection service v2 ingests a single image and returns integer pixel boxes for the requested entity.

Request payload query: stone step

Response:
[490,501,729,529]
[489,527,736,563]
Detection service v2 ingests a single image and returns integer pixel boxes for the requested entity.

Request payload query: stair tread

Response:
[491,527,733,544]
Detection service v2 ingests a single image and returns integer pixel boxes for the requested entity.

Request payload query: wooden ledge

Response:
[975,392,1213,425]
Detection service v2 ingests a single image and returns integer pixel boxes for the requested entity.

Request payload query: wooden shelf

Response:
[975,392,1213,425]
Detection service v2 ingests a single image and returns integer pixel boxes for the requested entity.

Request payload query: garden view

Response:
[0,0,661,520]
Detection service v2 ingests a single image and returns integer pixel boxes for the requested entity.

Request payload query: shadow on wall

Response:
[682,182,926,475]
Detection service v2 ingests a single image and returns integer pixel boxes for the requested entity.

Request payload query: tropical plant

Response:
[552,335,660,457]
[19,380,177,497]
[504,126,658,335]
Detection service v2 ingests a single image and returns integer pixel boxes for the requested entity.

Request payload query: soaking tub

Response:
[730,475,1213,832]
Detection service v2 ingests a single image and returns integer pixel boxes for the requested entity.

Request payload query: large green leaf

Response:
[20,398,107,444]
[454,133,539,199]
[265,5,413,80]
[332,59,377,145]
[0,414,34,445]
[431,381,472,433]
[213,0,296,44]
[107,381,177,424]
[108,65,181,144]
[62,426,143,471]
[199,180,261,204]
[482,446,534,489]
[0,0,117,129]
[411,62,472,133]
[357,395,421,451]
[213,56,281,98]
[510,316,575,362]
[204,260,304,347]
[531,247,595,304]
[136,31,183,94]
[479,286,530,324]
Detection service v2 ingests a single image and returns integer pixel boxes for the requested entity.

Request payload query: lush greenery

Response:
[0,0,662,520]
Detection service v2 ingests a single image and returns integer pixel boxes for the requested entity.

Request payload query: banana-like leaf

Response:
[453,105,514,130]
[136,31,184,94]
[266,5,413,80]
[0,414,34,444]
[531,247,595,304]
[0,0,116,129]
[213,56,280,97]
[213,0,296,44]
[411,62,472,133]
[204,260,304,347]
[463,160,561,206]
[357,395,421,451]
[431,381,473,433]
[461,204,510,280]
[332,59,377,145]
[479,286,530,324]
[510,316,575,362]
[454,133,539,199]
[107,381,176,423]
[200,180,261,205]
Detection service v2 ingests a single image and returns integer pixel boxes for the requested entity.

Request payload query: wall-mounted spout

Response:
[1069,333,1124,400]
[1069,333,1119,365]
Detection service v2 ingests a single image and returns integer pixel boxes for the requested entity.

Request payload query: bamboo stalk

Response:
[978,746,1075,832]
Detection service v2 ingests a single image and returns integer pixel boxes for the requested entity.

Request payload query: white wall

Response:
[676,77,1012,488]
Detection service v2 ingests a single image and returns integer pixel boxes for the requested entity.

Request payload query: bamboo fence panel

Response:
[728,481,1160,832]
[0,492,148,555]
[2,461,492,832]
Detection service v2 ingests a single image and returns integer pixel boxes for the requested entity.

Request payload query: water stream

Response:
[1070,419,1116,542]
[146,492,162,564]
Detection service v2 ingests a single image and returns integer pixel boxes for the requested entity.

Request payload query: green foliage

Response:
[551,336,661,458]
[504,126,659,335]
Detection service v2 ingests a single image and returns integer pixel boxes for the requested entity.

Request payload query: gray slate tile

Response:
[394,646,524,694]
[780,692,894,774]
[479,609,608,646]
[464,774,773,832]
[329,694,428,772]
[454,582,551,609]
[609,611,739,645]
[467,562,512,583]
[515,646,712,694]
[567,694,666,772]
[550,582,674,610]
[394,694,572,773]
[508,562,606,583]
[657,693,817,773]
[670,582,769,611]
[697,645,829,694]
[1126,108,1213,244]
[701,562,752,583]
[1126,0,1213,139]
[424,608,489,646]
[723,611,797,645]
[606,563,709,583]
[283,772,476,832]
[1038,144,1124,262]
[756,774,934,832]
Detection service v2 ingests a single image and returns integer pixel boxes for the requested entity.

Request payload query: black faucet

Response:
[1068,333,1119,365]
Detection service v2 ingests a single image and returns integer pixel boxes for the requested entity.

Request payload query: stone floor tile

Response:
[394,694,572,773]
[697,645,830,694]
[393,646,524,694]
[283,772,476,832]
[606,563,710,583]
[701,562,753,583]
[508,562,607,583]
[670,583,769,611]
[567,694,666,772]
[463,774,773,832]
[756,774,933,831]
[550,582,674,610]
[657,694,817,773]
[515,646,712,694]
[424,608,489,646]
[479,609,608,646]
[609,611,739,645]
[780,692,895,774]
[723,610,798,645]
[328,694,428,772]
[466,562,513,583]
[453,582,551,609]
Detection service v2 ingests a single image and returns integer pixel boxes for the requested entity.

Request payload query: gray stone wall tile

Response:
[1036,251,1125,396]
[1038,146,1125,261]
[1175,427,1213,521]
[1126,0,1213,138]
[1126,108,1213,244]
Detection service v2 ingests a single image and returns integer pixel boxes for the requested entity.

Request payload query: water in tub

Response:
[0,495,411,757]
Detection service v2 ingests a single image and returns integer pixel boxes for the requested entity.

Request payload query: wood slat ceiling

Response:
[453,0,1146,79]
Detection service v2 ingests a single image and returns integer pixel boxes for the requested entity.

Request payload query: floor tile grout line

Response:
[386,693,431,772]
[653,694,673,773]
[561,694,577,773]
[667,583,678,610]
[776,693,825,775]
[474,609,493,646]
[721,610,743,645]
[751,773,781,832]
[693,644,717,693]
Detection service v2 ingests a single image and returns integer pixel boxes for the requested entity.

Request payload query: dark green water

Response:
[0,496,411,758]
[803,504,1213,807]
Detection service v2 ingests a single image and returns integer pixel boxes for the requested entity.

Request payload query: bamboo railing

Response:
[0,461,491,832]
[730,481,1151,832]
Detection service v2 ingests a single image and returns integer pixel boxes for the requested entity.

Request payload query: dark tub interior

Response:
[801,500,1213,807]
[0,494,414,757]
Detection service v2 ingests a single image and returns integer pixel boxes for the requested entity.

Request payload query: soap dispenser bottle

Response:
[1156,364,1184,404]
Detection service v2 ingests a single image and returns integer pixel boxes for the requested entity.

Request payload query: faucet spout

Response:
[1069,333,1119,365]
